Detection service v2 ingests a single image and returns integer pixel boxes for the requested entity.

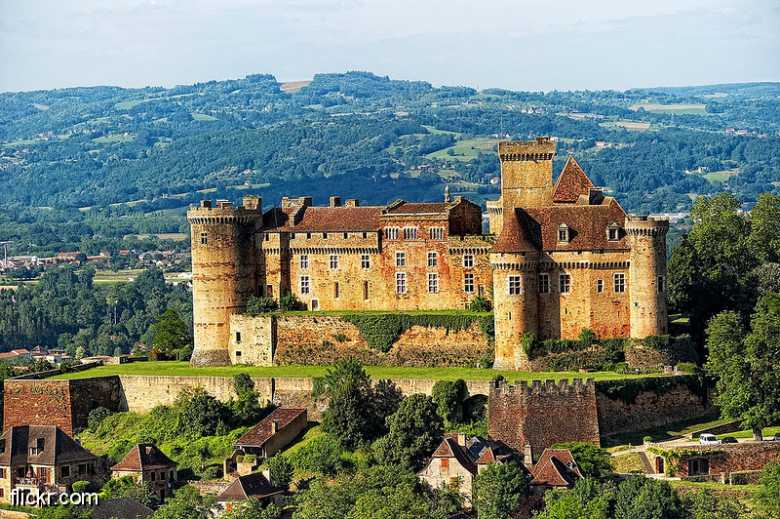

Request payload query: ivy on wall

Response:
[340,312,494,353]
[596,375,707,405]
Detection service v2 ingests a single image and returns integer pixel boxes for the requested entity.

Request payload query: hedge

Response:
[340,312,494,353]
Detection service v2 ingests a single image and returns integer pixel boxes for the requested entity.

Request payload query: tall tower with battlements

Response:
[187,197,262,366]
[626,215,669,338]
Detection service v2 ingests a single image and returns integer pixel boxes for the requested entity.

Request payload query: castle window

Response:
[396,272,407,294]
[235,351,242,358]
[428,273,439,293]
[300,276,310,295]
[539,273,550,294]
[463,253,474,268]
[306,232,312,239]
[396,251,406,267]
[329,254,339,270]
[266,284,273,297]
[508,275,522,295]
[597,279,604,293]
[430,227,444,240]
[264,233,270,241]
[403,227,418,240]
[363,281,369,300]
[362,232,368,239]
[559,273,571,294]
[385,227,399,240]
[464,273,475,293]
[427,251,438,267]
[657,275,665,293]
[361,254,371,269]
[300,255,309,269]
[334,282,340,299]
[343,232,348,239]
[151,472,156,481]
[440,458,449,475]
[322,233,328,239]
[614,273,626,293]
[235,332,241,344]
[558,224,570,243]
[607,223,620,241]
[200,232,208,245]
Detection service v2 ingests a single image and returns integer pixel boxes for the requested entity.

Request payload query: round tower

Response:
[490,210,539,370]
[625,215,669,339]
[187,198,262,366]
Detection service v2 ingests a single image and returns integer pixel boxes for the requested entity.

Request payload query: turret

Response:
[625,215,669,338]
[187,197,262,366]
[490,210,539,370]
[499,137,556,210]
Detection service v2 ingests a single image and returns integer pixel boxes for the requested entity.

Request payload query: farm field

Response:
[426,136,497,161]
[703,168,739,183]
[600,120,652,131]
[50,360,667,383]
[630,103,708,114]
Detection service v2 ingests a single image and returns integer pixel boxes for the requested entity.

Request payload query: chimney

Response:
[200,200,212,208]
[281,196,291,208]
[242,195,262,212]
[523,444,533,468]
[300,196,313,208]
[271,420,280,434]
[588,188,604,206]
[329,196,342,207]
[216,199,232,208]
[345,199,360,207]
[262,467,272,486]
[456,432,466,446]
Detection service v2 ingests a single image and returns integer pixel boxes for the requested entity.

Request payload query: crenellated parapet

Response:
[491,377,596,398]
[625,215,670,237]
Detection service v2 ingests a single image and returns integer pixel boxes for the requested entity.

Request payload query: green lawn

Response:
[92,133,135,144]
[603,415,727,447]
[703,168,739,183]
[50,360,663,383]
[191,112,218,122]
[630,103,707,115]
[718,426,780,439]
[427,137,497,161]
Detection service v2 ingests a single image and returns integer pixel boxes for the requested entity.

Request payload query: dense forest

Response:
[1,73,779,255]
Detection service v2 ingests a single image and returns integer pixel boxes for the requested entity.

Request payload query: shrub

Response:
[333,333,348,343]
[246,295,278,314]
[288,434,344,475]
[279,292,305,311]
[468,296,492,312]
[431,379,469,425]
[553,442,612,479]
[643,436,653,444]
[578,328,596,347]
[87,407,112,433]
[267,455,293,488]
[676,362,697,373]
[71,480,91,493]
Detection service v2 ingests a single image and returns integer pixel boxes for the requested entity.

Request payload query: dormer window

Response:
[558,224,570,243]
[607,223,620,241]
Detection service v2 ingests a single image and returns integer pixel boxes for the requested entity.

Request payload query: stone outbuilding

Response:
[111,443,177,501]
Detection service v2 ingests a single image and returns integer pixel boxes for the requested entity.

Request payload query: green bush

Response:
[87,407,112,433]
[246,295,278,314]
[676,362,697,373]
[288,434,344,475]
[279,292,305,311]
[468,296,492,312]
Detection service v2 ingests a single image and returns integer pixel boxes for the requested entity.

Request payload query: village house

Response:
[0,349,32,364]
[215,471,284,514]
[224,408,307,476]
[111,443,177,501]
[0,425,103,505]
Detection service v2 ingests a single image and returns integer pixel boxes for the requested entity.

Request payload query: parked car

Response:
[699,433,722,445]
[721,436,738,444]
[770,434,780,442]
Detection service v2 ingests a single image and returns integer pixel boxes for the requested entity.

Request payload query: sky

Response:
[1,0,779,93]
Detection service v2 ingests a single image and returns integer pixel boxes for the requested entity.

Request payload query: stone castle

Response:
[187,137,669,369]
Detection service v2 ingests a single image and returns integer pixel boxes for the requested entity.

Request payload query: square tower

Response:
[499,137,556,210]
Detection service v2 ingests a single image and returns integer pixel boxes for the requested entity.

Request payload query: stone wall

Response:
[272,315,492,367]
[663,442,780,479]
[3,377,124,435]
[229,314,275,366]
[488,379,600,461]
[596,377,712,437]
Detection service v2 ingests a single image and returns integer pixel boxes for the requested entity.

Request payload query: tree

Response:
[371,378,403,436]
[749,193,780,263]
[152,485,213,519]
[100,475,157,508]
[267,454,294,489]
[148,309,190,357]
[756,461,780,518]
[683,489,749,519]
[222,499,282,519]
[229,373,268,426]
[706,293,780,439]
[174,387,229,437]
[431,379,468,425]
[553,442,612,479]
[287,433,343,475]
[318,359,378,449]
[472,462,529,519]
[536,478,613,519]
[613,476,683,519]
[373,394,443,470]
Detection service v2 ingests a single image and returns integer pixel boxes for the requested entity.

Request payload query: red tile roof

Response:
[492,209,537,253]
[520,198,628,251]
[553,157,594,203]
[111,443,176,472]
[217,472,282,502]
[384,201,448,214]
[431,437,477,474]
[235,408,307,449]
[531,449,583,487]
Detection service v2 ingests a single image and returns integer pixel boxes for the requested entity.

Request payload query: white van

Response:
[699,433,722,445]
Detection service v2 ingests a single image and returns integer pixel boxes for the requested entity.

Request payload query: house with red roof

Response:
[111,443,177,501]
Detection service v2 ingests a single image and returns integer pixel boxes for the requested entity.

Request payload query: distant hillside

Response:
[1,72,779,255]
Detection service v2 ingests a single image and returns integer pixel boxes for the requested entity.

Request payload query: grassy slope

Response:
[50,361,663,383]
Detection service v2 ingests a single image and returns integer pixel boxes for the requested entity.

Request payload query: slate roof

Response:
[235,408,307,449]
[384,201,448,214]
[216,472,283,502]
[262,206,385,232]
[111,443,176,472]
[91,498,153,519]
[531,449,583,487]
[0,425,97,466]
[423,435,514,477]
[553,157,594,203]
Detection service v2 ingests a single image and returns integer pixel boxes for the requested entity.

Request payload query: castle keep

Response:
[187,137,668,368]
